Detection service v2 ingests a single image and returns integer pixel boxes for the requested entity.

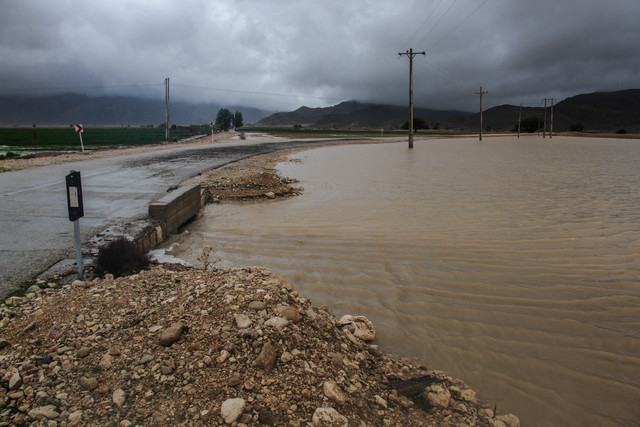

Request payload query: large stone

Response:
[323,381,347,405]
[8,371,22,390]
[113,388,126,407]
[79,377,99,391]
[158,323,185,346]
[68,410,83,426]
[338,315,375,342]
[494,414,521,427]
[221,398,245,424]
[424,384,451,409]
[28,405,60,420]
[253,342,277,371]
[311,407,348,427]
[277,305,301,322]
[264,317,289,330]
[234,314,252,329]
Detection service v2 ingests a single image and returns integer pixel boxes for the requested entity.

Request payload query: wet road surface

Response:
[0,138,367,299]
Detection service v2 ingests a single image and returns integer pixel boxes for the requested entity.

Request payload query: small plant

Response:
[94,237,150,278]
[197,246,218,270]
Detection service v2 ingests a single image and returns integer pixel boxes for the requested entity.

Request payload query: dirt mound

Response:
[0,264,518,426]
[202,171,303,201]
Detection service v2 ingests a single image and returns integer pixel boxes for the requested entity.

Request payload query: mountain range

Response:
[0,93,272,127]
[1,89,638,133]
[256,89,640,133]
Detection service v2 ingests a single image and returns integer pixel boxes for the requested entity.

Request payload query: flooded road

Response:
[163,136,640,425]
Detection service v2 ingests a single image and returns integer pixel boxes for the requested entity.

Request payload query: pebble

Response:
[312,407,348,427]
[323,380,347,405]
[113,388,126,407]
[234,313,252,329]
[220,397,245,424]
[28,405,60,421]
[76,347,91,358]
[264,316,289,329]
[253,341,277,371]
[78,377,99,391]
[158,322,185,346]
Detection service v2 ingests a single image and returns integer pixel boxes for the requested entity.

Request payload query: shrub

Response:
[569,122,584,132]
[94,237,150,278]
[616,129,627,134]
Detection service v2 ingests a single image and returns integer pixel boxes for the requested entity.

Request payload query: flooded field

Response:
[162,136,640,425]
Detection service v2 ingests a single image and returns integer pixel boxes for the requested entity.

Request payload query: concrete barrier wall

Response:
[149,184,201,236]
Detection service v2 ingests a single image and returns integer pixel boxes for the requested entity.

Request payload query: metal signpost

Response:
[210,121,215,143]
[74,124,85,152]
[65,171,85,280]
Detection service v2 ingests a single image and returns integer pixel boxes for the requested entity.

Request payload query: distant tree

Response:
[433,122,440,130]
[215,108,233,131]
[233,111,244,129]
[569,122,584,132]
[616,129,627,134]
[402,117,428,130]
[516,117,541,133]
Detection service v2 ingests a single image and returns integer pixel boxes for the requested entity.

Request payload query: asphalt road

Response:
[0,138,367,300]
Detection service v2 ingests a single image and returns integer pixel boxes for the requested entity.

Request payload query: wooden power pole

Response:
[517,103,522,138]
[542,98,547,138]
[165,77,170,140]
[475,86,488,141]
[398,48,425,149]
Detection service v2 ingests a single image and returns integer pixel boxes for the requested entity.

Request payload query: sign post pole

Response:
[66,171,85,280]
[74,124,85,152]
[210,122,215,143]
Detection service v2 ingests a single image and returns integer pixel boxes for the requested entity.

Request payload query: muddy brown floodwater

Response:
[163,136,640,426]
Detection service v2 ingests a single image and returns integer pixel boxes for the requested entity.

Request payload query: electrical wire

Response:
[403,0,444,48]
[427,0,491,50]
[416,0,458,47]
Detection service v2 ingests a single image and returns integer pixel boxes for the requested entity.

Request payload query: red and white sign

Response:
[210,122,215,127]
[74,124,83,133]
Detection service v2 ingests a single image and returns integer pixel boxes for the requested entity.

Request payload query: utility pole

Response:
[475,86,488,141]
[517,103,522,138]
[549,98,555,139]
[165,77,170,140]
[398,48,425,149]
[542,98,547,138]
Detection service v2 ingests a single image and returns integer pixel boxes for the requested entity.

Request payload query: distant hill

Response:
[441,89,640,133]
[0,94,273,127]
[255,101,471,130]
[255,90,640,133]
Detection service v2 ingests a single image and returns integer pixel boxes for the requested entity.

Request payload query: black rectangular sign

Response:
[65,171,84,221]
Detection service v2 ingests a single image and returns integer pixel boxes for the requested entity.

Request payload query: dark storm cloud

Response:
[1,0,638,111]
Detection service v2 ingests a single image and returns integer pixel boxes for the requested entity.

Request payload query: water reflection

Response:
[164,136,640,426]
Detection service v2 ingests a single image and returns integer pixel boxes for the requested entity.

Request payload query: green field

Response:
[240,127,464,139]
[0,127,195,152]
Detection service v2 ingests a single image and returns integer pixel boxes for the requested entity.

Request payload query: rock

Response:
[79,377,99,391]
[258,406,276,426]
[22,320,37,333]
[277,305,301,322]
[220,397,245,424]
[76,347,91,358]
[158,322,185,346]
[217,350,231,363]
[139,354,154,365]
[424,384,451,409]
[99,354,113,369]
[323,381,347,405]
[253,341,277,371]
[280,351,294,363]
[264,317,289,330]
[311,407,348,427]
[0,339,10,349]
[234,313,252,329]
[28,405,60,420]
[338,315,376,342]
[494,414,521,427]
[374,394,388,408]
[113,388,126,407]
[68,410,83,426]
[248,301,266,310]
[26,284,41,294]
[8,371,22,390]
[265,191,276,199]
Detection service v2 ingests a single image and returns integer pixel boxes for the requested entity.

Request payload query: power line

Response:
[172,84,345,102]
[404,0,444,48]
[427,0,491,50]
[0,83,162,93]
[416,0,458,47]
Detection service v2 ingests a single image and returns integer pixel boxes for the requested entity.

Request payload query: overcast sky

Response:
[1,0,639,112]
